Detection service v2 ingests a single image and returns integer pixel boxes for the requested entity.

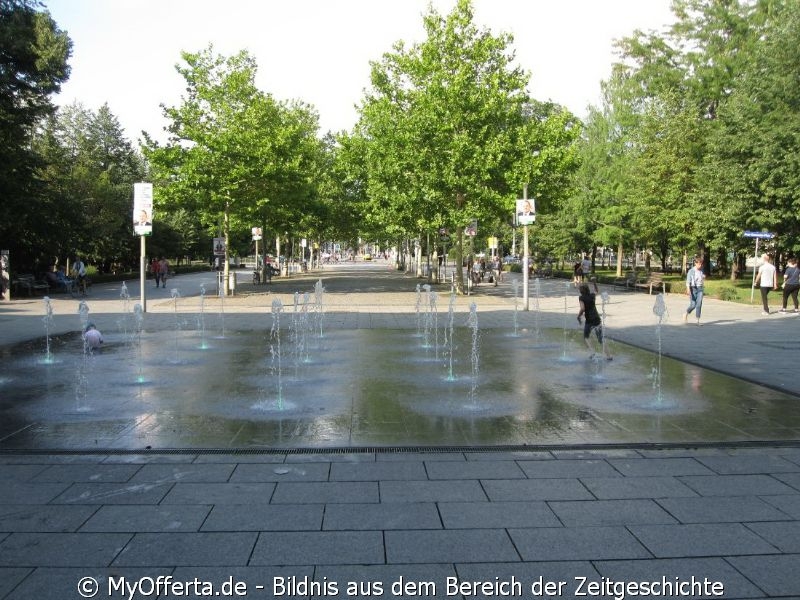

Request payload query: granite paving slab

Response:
[379,480,487,502]
[312,564,457,600]
[437,500,561,529]
[0,532,131,567]
[250,531,384,566]
[678,474,799,496]
[201,504,323,531]
[160,482,275,505]
[481,478,593,502]
[322,502,441,530]
[508,526,651,561]
[627,523,780,557]
[656,495,792,523]
[725,554,800,597]
[112,532,258,567]
[385,529,519,564]
[126,463,235,483]
[547,499,677,526]
[270,481,378,504]
[580,476,698,499]
[0,504,98,532]
[78,504,212,532]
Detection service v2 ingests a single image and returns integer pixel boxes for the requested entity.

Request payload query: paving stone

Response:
[482,478,593,502]
[0,464,48,481]
[313,563,456,599]
[0,567,31,598]
[774,472,800,492]
[517,459,621,478]
[657,495,791,523]
[425,460,526,480]
[202,504,323,531]
[761,494,800,519]
[161,482,275,505]
[549,499,677,526]
[376,452,465,462]
[464,451,553,461]
[166,566,314,599]
[127,463,235,483]
[385,529,518,564]
[287,453,376,463]
[50,482,173,505]
[3,567,171,600]
[0,532,131,567]
[744,521,800,552]
[581,476,698,499]
[102,454,197,464]
[509,526,651,561]
[80,504,212,532]
[0,504,98,532]
[231,462,330,482]
[0,483,70,505]
[594,557,764,599]
[250,531,384,565]
[627,523,780,557]
[324,502,440,530]
[552,448,641,459]
[193,453,286,463]
[380,480,486,502]
[607,458,714,477]
[696,454,800,474]
[438,501,560,529]
[454,561,600,600]
[30,463,141,483]
[679,474,799,496]
[726,554,800,597]
[271,481,378,504]
[330,461,427,481]
[112,532,257,566]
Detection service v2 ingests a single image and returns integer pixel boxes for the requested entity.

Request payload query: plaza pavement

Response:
[0,263,798,598]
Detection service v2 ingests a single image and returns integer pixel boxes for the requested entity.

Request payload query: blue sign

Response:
[743,231,775,239]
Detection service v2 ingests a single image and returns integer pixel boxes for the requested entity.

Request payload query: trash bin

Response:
[228,271,236,295]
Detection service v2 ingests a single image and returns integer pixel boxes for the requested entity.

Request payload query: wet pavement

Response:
[0,263,798,598]
[0,263,798,451]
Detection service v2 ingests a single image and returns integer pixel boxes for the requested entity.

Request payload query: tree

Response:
[0,0,71,270]
[144,47,323,290]
[357,0,538,292]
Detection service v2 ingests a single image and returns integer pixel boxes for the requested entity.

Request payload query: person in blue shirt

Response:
[684,257,705,325]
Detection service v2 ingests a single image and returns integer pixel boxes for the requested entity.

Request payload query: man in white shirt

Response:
[755,253,778,315]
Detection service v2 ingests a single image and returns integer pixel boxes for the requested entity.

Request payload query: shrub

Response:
[717,286,739,301]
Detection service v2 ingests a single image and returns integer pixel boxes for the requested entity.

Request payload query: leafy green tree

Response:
[144,47,323,290]
[357,0,538,292]
[0,0,71,271]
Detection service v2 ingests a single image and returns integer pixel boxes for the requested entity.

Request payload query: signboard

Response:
[488,236,498,250]
[464,220,478,237]
[133,182,153,236]
[251,227,262,241]
[743,231,775,239]
[213,237,226,256]
[516,198,536,225]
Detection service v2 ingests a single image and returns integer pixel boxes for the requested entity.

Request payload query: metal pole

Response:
[523,184,530,311]
[140,235,147,313]
[750,237,759,304]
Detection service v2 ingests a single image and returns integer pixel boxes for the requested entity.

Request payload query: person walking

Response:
[576,280,612,360]
[150,257,160,288]
[780,256,800,314]
[755,253,778,315]
[158,257,170,288]
[684,257,706,325]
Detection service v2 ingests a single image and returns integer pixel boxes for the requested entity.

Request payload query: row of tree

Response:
[3,0,798,291]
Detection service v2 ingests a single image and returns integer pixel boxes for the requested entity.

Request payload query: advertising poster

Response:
[516,198,536,225]
[133,182,153,236]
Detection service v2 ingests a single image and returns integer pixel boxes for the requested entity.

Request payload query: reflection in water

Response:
[1,326,799,449]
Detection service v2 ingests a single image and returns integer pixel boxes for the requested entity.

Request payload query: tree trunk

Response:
[616,239,623,277]
[223,204,230,296]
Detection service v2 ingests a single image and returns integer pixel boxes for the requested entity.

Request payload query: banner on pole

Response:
[516,198,536,225]
[133,183,153,236]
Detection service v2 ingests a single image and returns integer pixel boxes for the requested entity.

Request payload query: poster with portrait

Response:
[133,182,153,235]
[213,237,226,256]
[516,198,536,225]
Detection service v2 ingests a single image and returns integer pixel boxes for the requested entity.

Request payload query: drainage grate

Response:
[1,440,799,456]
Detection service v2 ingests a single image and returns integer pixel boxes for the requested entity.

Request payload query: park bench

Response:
[613,271,637,291]
[12,274,50,296]
[635,272,666,295]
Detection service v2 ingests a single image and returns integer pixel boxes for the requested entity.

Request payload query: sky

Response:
[44,0,675,144]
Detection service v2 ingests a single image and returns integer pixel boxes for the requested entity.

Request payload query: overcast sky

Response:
[44,0,674,143]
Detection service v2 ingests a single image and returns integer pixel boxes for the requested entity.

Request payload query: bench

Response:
[613,272,638,291]
[12,274,49,296]
[635,272,666,295]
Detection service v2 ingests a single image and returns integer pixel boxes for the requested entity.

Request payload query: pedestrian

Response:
[581,254,591,282]
[83,323,103,352]
[683,257,705,325]
[754,253,778,315]
[150,257,160,287]
[158,257,170,288]
[780,256,800,314]
[576,280,612,360]
[71,256,87,295]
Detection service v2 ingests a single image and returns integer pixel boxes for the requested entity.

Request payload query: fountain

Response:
[41,296,55,364]
[118,281,131,343]
[511,279,520,336]
[652,292,668,405]
[532,277,542,339]
[421,283,432,348]
[561,281,573,360]
[430,289,439,359]
[4,276,800,450]
[414,284,422,336]
[75,300,91,411]
[170,288,182,364]
[197,284,208,349]
[314,278,324,338]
